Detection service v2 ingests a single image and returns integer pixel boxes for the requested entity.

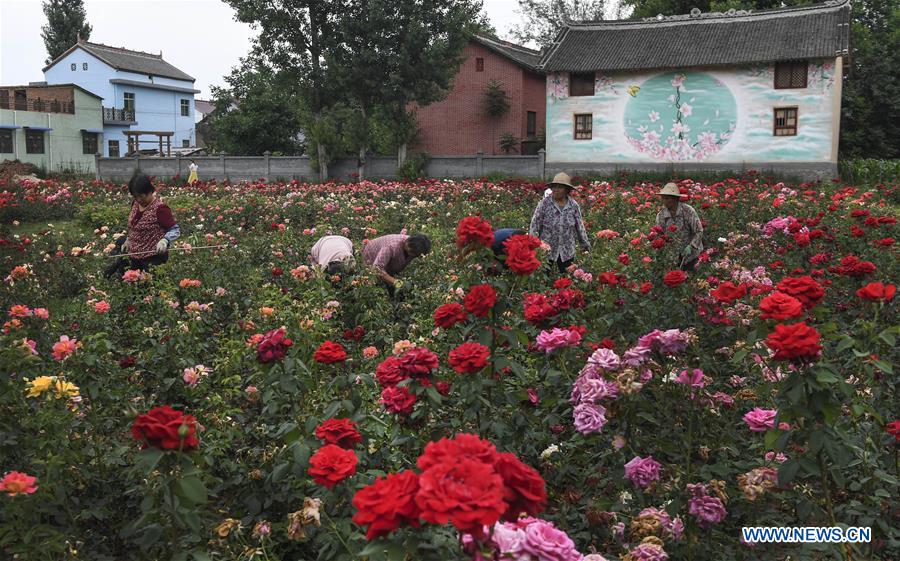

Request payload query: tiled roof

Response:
[44,41,195,82]
[540,0,851,72]
[194,99,215,115]
[473,35,543,72]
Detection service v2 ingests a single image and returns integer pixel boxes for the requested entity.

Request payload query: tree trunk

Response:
[398,142,407,168]
[358,145,366,182]
[317,143,328,182]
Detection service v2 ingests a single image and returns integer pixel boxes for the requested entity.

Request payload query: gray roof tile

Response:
[473,35,543,71]
[541,0,851,72]
[45,41,195,82]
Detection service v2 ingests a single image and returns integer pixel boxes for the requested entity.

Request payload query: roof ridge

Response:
[474,34,541,55]
[568,0,849,28]
[82,41,163,59]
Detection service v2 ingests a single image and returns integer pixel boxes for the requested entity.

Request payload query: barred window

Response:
[574,113,592,140]
[82,132,98,154]
[0,130,13,153]
[108,140,120,158]
[25,130,45,154]
[774,107,798,136]
[476,57,484,72]
[774,61,808,89]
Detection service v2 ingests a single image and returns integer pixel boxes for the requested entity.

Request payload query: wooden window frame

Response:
[476,57,484,72]
[25,130,45,154]
[108,140,120,158]
[774,61,808,89]
[82,132,98,155]
[773,106,799,136]
[123,92,135,112]
[181,99,190,116]
[569,72,595,97]
[526,111,537,138]
[574,113,592,140]
[0,130,13,153]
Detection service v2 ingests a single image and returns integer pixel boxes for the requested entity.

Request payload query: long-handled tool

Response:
[102,244,231,259]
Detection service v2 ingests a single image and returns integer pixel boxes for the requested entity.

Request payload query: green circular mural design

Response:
[624,72,737,161]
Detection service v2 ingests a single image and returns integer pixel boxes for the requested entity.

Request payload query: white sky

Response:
[0,0,525,100]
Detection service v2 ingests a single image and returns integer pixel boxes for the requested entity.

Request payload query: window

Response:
[108,140,120,158]
[527,111,537,138]
[774,107,798,136]
[82,132,98,154]
[569,72,595,96]
[574,113,592,140]
[0,130,12,153]
[181,99,190,116]
[83,62,88,71]
[70,63,77,71]
[0,91,8,109]
[25,130,45,154]
[182,139,190,148]
[774,61,808,89]
[123,92,135,112]
[476,57,484,72]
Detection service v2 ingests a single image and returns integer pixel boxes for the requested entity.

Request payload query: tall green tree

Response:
[204,56,305,156]
[41,0,92,64]
[511,0,611,48]
[839,0,900,159]
[329,0,484,177]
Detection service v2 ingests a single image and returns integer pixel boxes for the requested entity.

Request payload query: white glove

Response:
[156,239,169,254]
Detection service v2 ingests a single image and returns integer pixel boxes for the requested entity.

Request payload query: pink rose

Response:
[624,455,661,488]
[536,328,582,353]
[521,519,581,561]
[743,408,777,432]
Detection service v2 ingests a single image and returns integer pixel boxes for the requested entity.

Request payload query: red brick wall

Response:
[411,42,545,155]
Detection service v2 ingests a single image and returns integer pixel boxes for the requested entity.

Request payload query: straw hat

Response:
[657,182,682,197]
[549,172,575,190]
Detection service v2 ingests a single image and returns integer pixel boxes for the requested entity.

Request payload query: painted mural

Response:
[545,60,839,164]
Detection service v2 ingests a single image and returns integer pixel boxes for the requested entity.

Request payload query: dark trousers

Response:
[679,256,699,272]
[549,257,573,274]
[104,238,169,279]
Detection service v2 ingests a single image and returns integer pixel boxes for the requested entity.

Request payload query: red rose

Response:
[837,255,876,277]
[640,282,652,294]
[381,385,417,415]
[554,278,572,289]
[464,284,497,318]
[448,342,490,374]
[271,267,283,277]
[352,470,421,540]
[759,292,804,320]
[504,235,542,276]
[651,238,666,249]
[415,459,506,534]
[857,282,896,302]
[597,272,620,286]
[663,270,687,287]
[456,216,493,248]
[417,433,498,471]
[375,355,408,387]
[874,237,895,247]
[765,322,822,361]
[119,356,136,368]
[397,347,439,378]
[308,444,357,488]
[493,452,547,520]
[131,405,200,451]
[433,303,467,329]
[886,421,900,442]
[551,288,585,311]
[710,281,747,304]
[256,327,293,363]
[314,341,348,364]
[776,276,825,309]
[315,418,362,449]
[523,293,555,325]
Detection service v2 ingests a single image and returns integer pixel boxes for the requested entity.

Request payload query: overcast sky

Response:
[0,0,525,100]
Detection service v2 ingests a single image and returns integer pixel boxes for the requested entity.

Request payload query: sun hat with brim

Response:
[657,182,683,197]
[549,172,575,190]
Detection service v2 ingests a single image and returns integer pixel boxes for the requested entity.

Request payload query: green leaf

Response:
[877,329,895,347]
[425,386,442,404]
[136,448,165,475]
[778,459,801,486]
[799,457,821,476]
[174,476,208,505]
[814,369,839,384]
[872,360,893,375]
[271,462,290,482]
[835,336,856,354]
[808,431,825,455]
[190,551,212,561]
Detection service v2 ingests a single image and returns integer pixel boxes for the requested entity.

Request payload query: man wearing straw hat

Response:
[529,172,591,274]
[656,182,704,272]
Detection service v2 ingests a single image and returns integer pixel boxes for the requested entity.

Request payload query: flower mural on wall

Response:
[624,72,737,161]
[548,72,568,101]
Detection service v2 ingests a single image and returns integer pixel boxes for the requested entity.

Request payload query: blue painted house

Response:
[43,40,198,157]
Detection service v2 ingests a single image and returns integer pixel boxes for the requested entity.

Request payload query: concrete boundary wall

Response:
[96,151,836,182]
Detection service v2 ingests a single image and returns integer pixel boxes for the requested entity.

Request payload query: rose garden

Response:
[0,174,897,561]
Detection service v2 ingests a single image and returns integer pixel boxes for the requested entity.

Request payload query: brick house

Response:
[412,35,545,156]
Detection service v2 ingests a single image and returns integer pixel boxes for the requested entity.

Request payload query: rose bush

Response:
[0,174,896,560]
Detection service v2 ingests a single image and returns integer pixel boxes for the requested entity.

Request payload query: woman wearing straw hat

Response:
[656,182,703,272]
[529,172,591,274]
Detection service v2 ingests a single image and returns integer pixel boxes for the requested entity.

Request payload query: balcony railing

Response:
[103,107,136,124]
[0,98,75,114]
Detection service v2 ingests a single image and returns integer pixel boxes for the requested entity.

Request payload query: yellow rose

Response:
[25,376,56,398]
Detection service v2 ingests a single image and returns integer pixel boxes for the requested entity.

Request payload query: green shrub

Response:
[398,152,430,182]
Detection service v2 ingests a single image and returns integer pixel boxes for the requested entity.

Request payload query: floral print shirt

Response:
[529,196,591,262]
[655,203,704,262]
